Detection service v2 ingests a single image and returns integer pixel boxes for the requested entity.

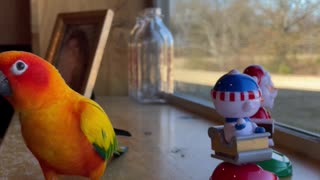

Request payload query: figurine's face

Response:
[260,72,277,109]
[213,98,261,118]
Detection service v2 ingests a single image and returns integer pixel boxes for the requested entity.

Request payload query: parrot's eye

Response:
[11,60,28,75]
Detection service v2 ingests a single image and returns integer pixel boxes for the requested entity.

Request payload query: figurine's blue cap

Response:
[213,69,259,92]
[211,69,261,101]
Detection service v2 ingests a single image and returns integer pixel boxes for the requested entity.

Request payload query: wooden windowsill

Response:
[165,93,320,161]
[0,96,319,179]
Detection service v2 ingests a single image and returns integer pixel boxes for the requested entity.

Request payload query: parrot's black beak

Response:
[0,71,11,96]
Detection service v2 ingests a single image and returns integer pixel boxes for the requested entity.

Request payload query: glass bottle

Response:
[143,8,174,93]
[135,14,166,103]
[128,17,144,99]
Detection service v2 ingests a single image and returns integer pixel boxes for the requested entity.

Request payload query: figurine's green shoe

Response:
[257,150,292,177]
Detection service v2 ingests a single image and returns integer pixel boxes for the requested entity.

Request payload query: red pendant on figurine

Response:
[210,162,279,180]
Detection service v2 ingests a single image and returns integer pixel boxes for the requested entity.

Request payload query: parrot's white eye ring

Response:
[11,60,28,76]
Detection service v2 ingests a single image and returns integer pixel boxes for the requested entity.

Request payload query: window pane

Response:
[167,0,320,135]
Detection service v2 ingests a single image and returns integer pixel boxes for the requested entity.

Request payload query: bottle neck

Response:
[143,7,162,17]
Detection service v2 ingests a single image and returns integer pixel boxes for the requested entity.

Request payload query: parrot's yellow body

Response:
[0,51,119,180]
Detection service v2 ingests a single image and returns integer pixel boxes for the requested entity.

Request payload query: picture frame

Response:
[45,9,114,98]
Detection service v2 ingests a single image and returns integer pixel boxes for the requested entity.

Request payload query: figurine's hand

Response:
[235,118,246,130]
[255,126,266,133]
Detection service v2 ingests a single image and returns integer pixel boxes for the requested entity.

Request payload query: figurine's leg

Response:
[268,139,274,146]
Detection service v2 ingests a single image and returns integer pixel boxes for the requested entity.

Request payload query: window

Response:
[159,0,320,137]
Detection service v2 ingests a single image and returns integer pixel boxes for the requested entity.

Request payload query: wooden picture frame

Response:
[45,9,114,98]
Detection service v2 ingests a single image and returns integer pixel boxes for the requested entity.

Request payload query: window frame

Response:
[156,0,320,160]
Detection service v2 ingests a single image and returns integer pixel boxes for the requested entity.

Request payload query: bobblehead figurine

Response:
[208,69,278,180]
[244,65,293,178]
[244,65,278,145]
[211,69,266,143]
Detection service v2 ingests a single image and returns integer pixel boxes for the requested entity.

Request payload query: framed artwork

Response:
[46,9,114,98]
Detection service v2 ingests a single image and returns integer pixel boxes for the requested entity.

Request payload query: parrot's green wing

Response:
[79,98,118,160]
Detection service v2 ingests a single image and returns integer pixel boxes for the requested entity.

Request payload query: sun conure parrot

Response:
[0,51,127,180]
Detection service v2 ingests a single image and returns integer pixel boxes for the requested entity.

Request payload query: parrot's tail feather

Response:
[114,128,132,136]
[89,161,106,180]
[113,146,128,158]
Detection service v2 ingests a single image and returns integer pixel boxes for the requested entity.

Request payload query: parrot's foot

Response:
[114,128,132,136]
[113,146,128,158]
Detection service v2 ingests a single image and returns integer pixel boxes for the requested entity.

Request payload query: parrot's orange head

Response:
[0,51,69,111]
